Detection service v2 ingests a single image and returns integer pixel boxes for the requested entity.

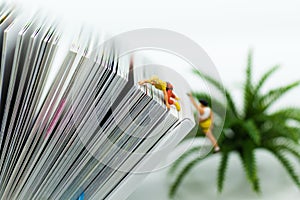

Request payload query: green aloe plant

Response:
[169,51,300,198]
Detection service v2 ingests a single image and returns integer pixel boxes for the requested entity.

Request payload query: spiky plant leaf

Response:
[239,142,260,192]
[246,50,253,85]
[217,152,229,192]
[271,108,300,122]
[264,125,300,144]
[169,157,205,198]
[168,146,201,175]
[284,126,300,142]
[244,51,254,117]
[276,144,300,163]
[192,69,239,118]
[192,69,225,93]
[254,65,280,95]
[267,148,300,187]
[260,81,300,111]
[242,119,261,145]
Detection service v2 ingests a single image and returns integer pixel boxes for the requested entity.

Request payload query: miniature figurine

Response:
[138,76,181,111]
[188,93,220,153]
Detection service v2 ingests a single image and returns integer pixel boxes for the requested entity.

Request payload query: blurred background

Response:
[9,0,300,199]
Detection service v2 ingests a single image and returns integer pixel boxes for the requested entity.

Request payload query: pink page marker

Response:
[46,99,66,138]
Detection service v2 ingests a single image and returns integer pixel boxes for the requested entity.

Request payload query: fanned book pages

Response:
[0,5,194,200]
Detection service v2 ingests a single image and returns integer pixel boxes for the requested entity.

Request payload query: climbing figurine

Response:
[188,93,220,153]
[138,76,181,111]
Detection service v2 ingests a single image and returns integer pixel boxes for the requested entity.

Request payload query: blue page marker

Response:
[78,192,84,200]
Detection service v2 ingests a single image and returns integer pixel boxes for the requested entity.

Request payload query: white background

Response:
[8,0,300,199]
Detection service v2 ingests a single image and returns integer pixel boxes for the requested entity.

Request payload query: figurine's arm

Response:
[210,109,214,129]
[188,93,203,114]
[163,90,170,109]
[188,93,197,108]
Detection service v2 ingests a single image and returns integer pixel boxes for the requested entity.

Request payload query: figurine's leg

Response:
[167,90,174,104]
[170,91,176,98]
[174,101,181,111]
[205,129,220,152]
[163,90,170,109]
[166,90,180,111]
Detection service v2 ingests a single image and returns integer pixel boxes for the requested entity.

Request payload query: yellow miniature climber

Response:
[138,76,181,111]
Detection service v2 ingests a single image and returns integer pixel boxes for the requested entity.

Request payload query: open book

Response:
[0,5,194,200]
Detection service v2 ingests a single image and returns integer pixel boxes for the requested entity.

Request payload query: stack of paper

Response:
[0,5,194,200]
